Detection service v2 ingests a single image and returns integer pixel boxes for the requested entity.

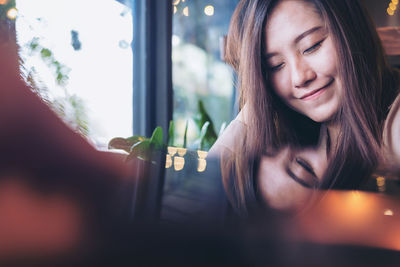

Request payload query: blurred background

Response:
[1,0,398,149]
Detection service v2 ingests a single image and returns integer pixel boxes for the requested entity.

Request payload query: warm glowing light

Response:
[198,159,207,172]
[393,0,399,5]
[390,2,397,10]
[384,209,394,216]
[6,8,18,20]
[173,5,177,14]
[388,7,395,15]
[174,156,185,171]
[376,176,385,187]
[183,6,189,16]
[168,146,177,156]
[0,0,9,5]
[177,148,187,157]
[165,154,172,168]
[197,150,208,159]
[376,176,386,192]
[204,5,215,16]
[172,0,180,5]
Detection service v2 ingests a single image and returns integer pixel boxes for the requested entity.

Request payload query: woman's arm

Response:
[383,92,400,165]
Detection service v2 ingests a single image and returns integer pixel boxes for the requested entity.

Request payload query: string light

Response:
[174,156,185,171]
[183,6,189,16]
[167,146,177,156]
[376,176,386,192]
[177,148,187,157]
[387,0,398,15]
[197,150,208,172]
[165,154,172,168]
[197,159,207,172]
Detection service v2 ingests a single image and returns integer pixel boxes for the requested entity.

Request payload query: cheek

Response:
[259,175,312,210]
[270,71,292,100]
[258,159,311,210]
[315,41,339,75]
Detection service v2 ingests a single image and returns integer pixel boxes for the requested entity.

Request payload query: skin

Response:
[264,0,342,124]
[257,131,329,210]
[258,0,341,210]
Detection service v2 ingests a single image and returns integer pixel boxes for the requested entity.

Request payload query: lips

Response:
[299,79,334,100]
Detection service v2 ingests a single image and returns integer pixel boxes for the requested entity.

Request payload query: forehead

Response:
[265,0,323,48]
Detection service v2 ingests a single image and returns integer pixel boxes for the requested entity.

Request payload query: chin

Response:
[309,114,333,123]
[307,105,339,123]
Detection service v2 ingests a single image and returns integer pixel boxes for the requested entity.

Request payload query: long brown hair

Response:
[223,0,399,215]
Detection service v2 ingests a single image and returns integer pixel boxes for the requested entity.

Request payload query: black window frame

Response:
[132,0,173,139]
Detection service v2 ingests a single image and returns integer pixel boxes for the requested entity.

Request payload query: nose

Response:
[291,57,317,88]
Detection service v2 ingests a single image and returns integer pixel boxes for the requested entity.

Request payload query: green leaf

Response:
[108,137,136,153]
[126,135,146,144]
[149,126,163,149]
[198,121,210,150]
[127,140,151,161]
[108,135,145,153]
[56,72,69,86]
[194,100,218,148]
[168,120,174,146]
[183,120,188,148]
[29,38,40,51]
[40,48,52,59]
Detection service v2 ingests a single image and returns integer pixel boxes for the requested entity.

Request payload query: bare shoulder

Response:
[383,92,400,163]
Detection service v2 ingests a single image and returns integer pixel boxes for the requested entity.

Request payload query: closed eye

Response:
[269,62,284,72]
[286,156,319,188]
[303,39,325,54]
[286,167,313,188]
[295,157,316,177]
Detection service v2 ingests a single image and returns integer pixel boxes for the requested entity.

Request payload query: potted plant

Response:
[108,127,166,222]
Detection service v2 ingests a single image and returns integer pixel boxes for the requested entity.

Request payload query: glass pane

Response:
[172,0,239,150]
[16,0,133,149]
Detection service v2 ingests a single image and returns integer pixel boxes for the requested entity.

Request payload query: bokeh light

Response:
[6,7,18,20]
[204,5,214,16]
[182,6,189,16]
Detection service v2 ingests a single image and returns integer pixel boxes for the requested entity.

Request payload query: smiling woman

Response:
[210,0,400,216]
[264,1,341,123]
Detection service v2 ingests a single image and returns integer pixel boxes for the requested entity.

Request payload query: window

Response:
[16,0,133,149]
[172,0,239,148]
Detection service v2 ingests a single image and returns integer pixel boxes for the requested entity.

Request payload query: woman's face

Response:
[264,0,342,123]
[257,133,329,210]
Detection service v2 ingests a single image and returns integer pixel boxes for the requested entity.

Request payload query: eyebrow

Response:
[294,26,323,45]
[265,26,323,59]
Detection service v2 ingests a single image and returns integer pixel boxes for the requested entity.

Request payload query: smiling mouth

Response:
[300,79,334,100]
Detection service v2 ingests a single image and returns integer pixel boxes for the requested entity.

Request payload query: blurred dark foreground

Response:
[1,58,400,266]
